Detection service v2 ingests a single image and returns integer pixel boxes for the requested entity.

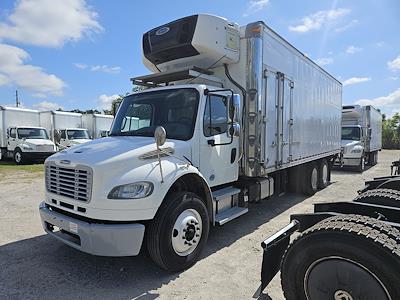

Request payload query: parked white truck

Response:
[340,105,382,172]
[39,14,342,271]
[82,113,114,138]
[39,111,91,149]
[0,106,56,164]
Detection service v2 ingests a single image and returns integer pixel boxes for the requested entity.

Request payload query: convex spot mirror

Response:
[154,126,166,147]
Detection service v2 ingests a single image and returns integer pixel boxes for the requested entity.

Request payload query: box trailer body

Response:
[0,106,56,163]
[340,105,382,171]
[39,111,91,148]
[82,114,114,138]
[40,14,342,270]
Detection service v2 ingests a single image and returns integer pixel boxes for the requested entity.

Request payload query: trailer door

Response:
[265,71,293,169]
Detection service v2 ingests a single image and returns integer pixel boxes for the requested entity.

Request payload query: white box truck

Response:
[340,105,382,171]
[82,113,114,138]
[0,106,56,164]
[39,14,342,271]
[39,111,91,149]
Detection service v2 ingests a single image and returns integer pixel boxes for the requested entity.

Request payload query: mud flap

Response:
[254,220,299,298]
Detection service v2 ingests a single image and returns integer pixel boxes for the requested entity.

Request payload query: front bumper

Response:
[26,151,56,160]
[39,202,145,256]
[334,156,361,167]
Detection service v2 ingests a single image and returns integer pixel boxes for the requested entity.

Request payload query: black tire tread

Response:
[281,216,400,300]
[359,188,400,198]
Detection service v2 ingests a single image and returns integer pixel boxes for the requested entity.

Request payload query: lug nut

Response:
[196,234,200,237]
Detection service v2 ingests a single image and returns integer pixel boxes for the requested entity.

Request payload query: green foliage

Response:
[382,113,400,149]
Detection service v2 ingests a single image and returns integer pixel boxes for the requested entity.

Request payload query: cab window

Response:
[10,128,16,138]
[60,130,66,139]
[203,95,228,137]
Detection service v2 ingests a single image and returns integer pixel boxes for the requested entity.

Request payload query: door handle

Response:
[207,139,215,146]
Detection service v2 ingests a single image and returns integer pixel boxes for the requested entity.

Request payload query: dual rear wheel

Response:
[302,159,330,196]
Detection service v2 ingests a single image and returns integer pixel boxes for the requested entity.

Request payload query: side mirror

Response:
[368,128,372,138]
[232,94,241,122]
[229,123,241,137]
[154,126,166,148]
[6,128,9,139]
[54,130,61,144]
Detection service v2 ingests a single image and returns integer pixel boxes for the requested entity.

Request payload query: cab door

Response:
[199,92,239,187]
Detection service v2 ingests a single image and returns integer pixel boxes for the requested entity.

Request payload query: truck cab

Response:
[6,126,56,164]
[341,125,365,170]
[57,128,91,149]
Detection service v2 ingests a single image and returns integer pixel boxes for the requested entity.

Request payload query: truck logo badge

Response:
[155,26,170,36]
[60,160,71,165]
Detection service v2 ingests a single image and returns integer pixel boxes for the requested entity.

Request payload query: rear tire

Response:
[302,162,318,196]
[281,216,400,300]
[146,192,210,272]
[354,190,400,208]
[317,159,329,189]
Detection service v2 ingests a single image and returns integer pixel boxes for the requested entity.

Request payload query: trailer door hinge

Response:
[289,81,294,88]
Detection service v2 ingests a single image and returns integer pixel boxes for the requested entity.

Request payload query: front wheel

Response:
[357,155,365,173]
[146,192,210,271]
[13,148,24,165]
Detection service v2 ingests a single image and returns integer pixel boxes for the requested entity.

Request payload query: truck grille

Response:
[45,162,92,202]
[37,145,54,152]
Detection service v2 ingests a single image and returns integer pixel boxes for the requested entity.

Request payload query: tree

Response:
[382,113,400,149]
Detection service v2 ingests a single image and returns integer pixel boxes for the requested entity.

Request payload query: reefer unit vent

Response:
[142,14,240,72]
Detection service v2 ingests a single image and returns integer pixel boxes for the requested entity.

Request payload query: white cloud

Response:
[389,76,399,81]
[91,65,121,74]
[315,57,333,66]
[74,63,87,69]
[97,94,120,110]
[342,77,371,86]
[243,0,270,17]
[289,8,351,33]
[0,43,66,96]
[346,45,362,54]
[334,19,358,33]
[32,101,64,111]
[388,55,400,71]
[356,88,400,117]
[0,0,102,47]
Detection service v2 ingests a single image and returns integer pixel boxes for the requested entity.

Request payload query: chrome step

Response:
[215,206,248,225]
[212,186,241,201]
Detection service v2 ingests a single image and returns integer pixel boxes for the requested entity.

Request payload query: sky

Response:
[0,0,399,116]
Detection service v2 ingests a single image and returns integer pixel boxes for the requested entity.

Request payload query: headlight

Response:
[22,145,34,150]
[351,148,362,153]
[108,181,154,199]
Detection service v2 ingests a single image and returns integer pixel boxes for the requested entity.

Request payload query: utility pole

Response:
[15,90,20,107]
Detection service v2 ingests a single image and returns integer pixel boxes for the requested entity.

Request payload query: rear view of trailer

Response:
[243,23,342,176]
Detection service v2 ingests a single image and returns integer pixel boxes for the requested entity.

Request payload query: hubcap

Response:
[171,208,202,256]
[304,256,391,300]
[334,290,353,300]
[311,168,318,191]
[322,164,328,185]
[15,152,21,163]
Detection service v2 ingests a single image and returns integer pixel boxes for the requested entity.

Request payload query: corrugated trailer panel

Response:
[367,106,382,152]
[262,28,342,172]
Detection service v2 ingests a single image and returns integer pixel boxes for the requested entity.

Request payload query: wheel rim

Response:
[171,208,202,256]
[15,152,21,163]
[311,168,318,191]
[304,256,391,300]
[322,163,328,186]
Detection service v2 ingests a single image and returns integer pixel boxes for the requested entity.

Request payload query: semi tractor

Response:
[340,105,382,172]
[0,106,56,164]
[39,14,342,271]
[82,113,114,138]
[39,111,91,149]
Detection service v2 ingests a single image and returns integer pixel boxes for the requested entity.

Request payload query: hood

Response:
[24,139,55,146]
[341,140,361,148]
[68,139,91,144]
[48,136,192,167]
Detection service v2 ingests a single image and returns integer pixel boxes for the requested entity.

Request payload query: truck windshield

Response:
[342,127,361,141]
[110,88,199,141]
[67,130,90,140]
[17,128,49,139]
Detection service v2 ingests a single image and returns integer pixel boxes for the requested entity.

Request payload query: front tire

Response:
[13,148,24,165]
[146,192,210,271]
[281,216,400,300]
[357,155,365,173]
